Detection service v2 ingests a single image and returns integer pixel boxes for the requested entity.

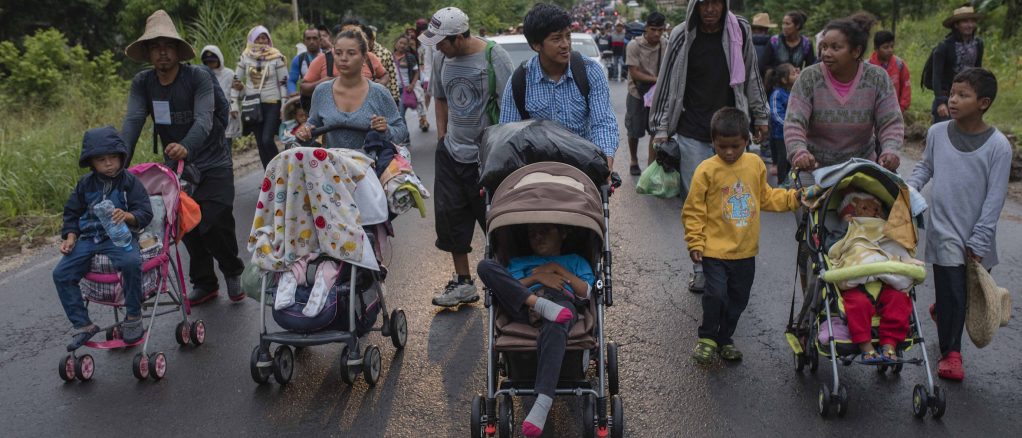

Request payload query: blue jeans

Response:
[675,135,716,199]
[52,237,142,328]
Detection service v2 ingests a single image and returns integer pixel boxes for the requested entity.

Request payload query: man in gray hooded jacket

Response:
[648,0,768,293]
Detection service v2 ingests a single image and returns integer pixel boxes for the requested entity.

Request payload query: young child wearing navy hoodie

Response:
[53,126,153,351]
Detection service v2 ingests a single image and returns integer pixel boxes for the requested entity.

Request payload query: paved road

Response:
[2,80,1021,437]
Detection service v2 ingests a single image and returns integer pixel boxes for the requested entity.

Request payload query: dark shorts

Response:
[625,93,649,139]
[434,139,486,254]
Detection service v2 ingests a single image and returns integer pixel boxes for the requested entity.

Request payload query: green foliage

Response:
[272,20,309,62]
[0,29,121,106]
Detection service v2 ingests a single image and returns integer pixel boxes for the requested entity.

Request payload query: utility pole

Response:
[292,0,300,23]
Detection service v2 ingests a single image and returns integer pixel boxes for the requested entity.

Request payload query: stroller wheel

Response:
[817,384,831,417]
[149,352,167,380]
[808,344,819,374]
[132,352,149,380]
[75,354,95,381]
[190,320,206,346]
[607,341,620,395]
[59,354,76,382]
[470,394,484,438]
[175,321,191,346]
[912,384,929,419]
[878,364,889,374]
[581,393,596,438]
[931,385,947,419]
[498,395,513,438]
[892,350,905,374]
[390,309,408,349]
[250,346,271,384]
[611,395,625,438]
[794,353,806,373]
[362,345,382,387]
[339,346,358,385]
[835,385,849,417]
[272,345,294,385]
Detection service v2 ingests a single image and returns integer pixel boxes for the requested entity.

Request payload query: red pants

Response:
[841,286,912,347]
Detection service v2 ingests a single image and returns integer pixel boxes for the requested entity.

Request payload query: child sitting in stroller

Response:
[477,223,595,438]
[829,191,920,364]
[52,127,153,351]
[279,98,308,148]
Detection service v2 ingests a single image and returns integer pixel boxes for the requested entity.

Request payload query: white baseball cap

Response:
[418,7,470,46]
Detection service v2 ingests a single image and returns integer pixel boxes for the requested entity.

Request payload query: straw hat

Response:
[965,259,1011,348]
[751,13,778,29]
[943,5,984,29]
[125,10,196,63]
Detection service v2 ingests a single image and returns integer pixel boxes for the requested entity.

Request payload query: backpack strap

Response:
[485,41,497,108]
[326,51,334,77]
[511,63,529,119]
[569,51,590,108]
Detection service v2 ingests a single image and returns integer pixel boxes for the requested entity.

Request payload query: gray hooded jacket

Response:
[648,0,769,139]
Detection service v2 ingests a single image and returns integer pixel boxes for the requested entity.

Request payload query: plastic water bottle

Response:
[93,199,133,249]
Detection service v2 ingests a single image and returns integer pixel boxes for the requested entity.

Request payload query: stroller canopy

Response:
[478,120,611,193]
[488,162,605,239]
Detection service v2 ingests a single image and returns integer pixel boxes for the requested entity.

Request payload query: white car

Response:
[487,33,609,77]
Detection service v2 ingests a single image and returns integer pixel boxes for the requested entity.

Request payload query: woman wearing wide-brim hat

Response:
[929,5,985,123]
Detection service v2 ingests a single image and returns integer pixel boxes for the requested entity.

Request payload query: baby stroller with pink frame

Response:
[58,162,204,383]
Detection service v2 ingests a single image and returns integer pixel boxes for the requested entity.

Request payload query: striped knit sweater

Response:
[784,63,904,167]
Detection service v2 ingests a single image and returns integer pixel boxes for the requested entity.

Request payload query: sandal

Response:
[719,344,743,361]
[880,345,898,363]
[860,350,885,364]
[692,339,717,365]
[67,324,101,351]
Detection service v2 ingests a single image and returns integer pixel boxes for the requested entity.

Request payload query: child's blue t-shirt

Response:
[506,254,596,294]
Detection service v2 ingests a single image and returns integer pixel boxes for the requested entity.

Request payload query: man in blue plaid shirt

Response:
[499,3,620,170]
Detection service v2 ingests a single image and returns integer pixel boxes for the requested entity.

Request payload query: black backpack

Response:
[920,42,942,91]
[511,51,590,119]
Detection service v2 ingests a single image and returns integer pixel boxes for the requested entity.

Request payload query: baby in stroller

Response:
[53,127,153,350]
[828,191,921,364]
[477,223,595,438]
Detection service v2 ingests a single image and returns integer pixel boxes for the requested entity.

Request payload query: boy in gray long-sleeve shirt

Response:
[907,68,1011,382]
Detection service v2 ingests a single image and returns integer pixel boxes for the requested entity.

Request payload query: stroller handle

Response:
[309,122,371,138]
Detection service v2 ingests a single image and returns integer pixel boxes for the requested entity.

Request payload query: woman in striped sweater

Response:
[784,15,904,173]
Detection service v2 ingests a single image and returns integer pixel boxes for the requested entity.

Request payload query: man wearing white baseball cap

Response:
[420,7,514,309]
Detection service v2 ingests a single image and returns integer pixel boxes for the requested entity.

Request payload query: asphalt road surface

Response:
[2,80,1021,437]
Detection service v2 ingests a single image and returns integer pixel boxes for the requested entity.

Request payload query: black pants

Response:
[699,257,756,346]
[771,138,791,184]
[245,102,282,168]
[933,264,968,356]
[182,200,245,291]
[477,259,576,398]
[434,140,486,254]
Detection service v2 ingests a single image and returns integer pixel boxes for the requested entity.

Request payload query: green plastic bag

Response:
[635,162,681,198]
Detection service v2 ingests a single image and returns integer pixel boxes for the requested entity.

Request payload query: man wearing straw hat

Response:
[929,4,985,123]
[749,13,776,80]
[120,10,246,305]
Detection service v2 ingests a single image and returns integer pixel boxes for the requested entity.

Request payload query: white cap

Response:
[418,7,470,46]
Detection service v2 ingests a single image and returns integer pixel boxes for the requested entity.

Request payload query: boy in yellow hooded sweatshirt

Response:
[683,108,801,364]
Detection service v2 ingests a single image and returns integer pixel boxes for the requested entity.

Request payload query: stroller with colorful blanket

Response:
[59,162,203,383]
[469,120,624,438]
[245,139,407,387]
[785,160,945,419]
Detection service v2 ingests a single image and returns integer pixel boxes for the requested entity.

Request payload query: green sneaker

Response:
[692,339,718,365]
[719,344,743,361]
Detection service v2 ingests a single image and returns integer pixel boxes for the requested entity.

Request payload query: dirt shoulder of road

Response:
[0,146,260,269]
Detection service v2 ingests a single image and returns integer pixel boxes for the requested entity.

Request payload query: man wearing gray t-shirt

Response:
[420,7,514,307]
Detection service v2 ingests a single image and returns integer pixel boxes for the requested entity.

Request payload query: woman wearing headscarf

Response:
[232,26,289,167]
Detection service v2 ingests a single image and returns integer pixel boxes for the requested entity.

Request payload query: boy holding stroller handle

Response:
[684,108,801,364]
[53,127,153,351]
[907,68,1011,381]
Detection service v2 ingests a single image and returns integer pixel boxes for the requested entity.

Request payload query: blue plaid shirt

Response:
[499,56,619,157]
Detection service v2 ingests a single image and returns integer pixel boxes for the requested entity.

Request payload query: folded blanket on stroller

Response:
[826,217,924,292]
[249,148,371,272]
[380,154,430,217]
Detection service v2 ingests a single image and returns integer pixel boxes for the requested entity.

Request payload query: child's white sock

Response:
[522,394,553,437]
[533,297,572,324]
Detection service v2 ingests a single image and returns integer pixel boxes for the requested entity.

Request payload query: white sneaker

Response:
[432,275,480,307]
